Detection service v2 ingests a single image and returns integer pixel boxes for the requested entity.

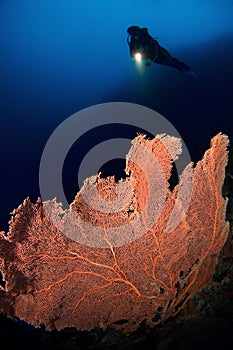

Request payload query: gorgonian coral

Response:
[0,133,229,332]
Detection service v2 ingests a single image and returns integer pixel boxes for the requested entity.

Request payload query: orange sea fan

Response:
[0,133,229,332]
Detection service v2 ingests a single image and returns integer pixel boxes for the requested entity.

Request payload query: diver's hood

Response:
[127,26,140,35]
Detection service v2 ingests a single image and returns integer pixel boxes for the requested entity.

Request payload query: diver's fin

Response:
[184,70,199,79]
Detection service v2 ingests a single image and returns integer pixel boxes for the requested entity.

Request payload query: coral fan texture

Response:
[0,133,229,332]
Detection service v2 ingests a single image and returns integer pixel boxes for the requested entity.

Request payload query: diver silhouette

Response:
[127,26,198,78]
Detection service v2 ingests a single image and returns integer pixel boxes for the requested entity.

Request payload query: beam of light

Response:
[135,52,142,62]
[134,52,144,74]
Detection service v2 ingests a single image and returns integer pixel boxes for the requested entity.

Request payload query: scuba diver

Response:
[127,25,198,78]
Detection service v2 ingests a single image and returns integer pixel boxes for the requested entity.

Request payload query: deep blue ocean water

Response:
[1,0,233,232]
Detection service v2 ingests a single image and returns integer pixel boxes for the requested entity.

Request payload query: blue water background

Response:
[0,0,233,231]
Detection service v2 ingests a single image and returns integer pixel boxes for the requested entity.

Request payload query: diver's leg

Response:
[166,57,190,72]
[164,56,199,78]
[153,45,191,72]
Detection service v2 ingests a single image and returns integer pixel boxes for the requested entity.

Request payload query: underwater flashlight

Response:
[135,52,142,62]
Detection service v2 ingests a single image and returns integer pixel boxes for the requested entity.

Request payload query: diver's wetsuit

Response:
[127,26,192,73]
[147,40,190,72]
